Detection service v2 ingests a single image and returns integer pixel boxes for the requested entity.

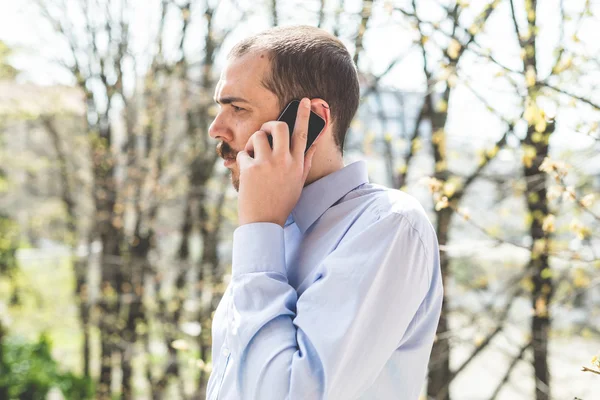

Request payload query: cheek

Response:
[237,121,262,145]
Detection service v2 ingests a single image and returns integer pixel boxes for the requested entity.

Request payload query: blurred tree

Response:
[511,1,555,398]
[484,0,599,398]
[370,0,600,398]
[378,2,507,399]
[0,45,20,400]
[0,45,85,400]
[0,213,20,400]
[33,0,244,398]
[0,41,17,80]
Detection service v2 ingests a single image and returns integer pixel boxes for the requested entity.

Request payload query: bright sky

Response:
[0,0,598,154]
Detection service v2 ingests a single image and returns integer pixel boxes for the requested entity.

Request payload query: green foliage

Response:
[0,213,22,306]
[0,213,19,276]
[0,333,93,400]
[0,41,18,80]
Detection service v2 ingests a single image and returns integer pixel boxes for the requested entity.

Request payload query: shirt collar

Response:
[289,160,369,234]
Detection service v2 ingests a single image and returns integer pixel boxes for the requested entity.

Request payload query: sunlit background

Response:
[0,0,599,399]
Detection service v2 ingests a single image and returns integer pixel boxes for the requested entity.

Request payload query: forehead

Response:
[215,52,272,100]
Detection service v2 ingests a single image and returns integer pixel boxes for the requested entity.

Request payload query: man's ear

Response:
[309,98,331,134]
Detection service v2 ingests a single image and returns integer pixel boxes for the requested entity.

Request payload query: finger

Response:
[245,130,271,160]
[302,140,319,182]
[236,150,253,169]
[260,121,290,156]
[291,98,311,159]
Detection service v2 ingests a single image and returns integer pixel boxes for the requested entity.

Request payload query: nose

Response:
[208,111,233,142]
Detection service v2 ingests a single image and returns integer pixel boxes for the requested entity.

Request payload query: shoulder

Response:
[347,183,434,230]
[376,186,433,231]
[344,183,438,255]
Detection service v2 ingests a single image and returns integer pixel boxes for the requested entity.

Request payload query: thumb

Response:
[302,144,318,182]
[237,150,252,169]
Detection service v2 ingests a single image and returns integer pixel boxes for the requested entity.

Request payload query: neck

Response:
[304,149,345,186]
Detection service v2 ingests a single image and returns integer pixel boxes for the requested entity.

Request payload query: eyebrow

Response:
[214,96,250,105]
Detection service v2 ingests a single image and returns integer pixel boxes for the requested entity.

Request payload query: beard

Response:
[217,141,240,192]
[231,167,240,192]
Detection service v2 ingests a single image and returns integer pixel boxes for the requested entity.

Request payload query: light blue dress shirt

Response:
[206,160,443,400]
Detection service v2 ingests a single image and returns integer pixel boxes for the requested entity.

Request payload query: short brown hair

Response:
[228,25,360,155]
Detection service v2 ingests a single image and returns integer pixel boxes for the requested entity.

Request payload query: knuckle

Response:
[253,130,267,142]
[275,121,288,131]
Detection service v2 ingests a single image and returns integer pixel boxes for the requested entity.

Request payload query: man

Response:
[206,25,443,400]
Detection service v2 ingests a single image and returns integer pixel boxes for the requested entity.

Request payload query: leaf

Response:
[447,39,462,60]
[525,66,537,87]
[412,137,422,152]
[522,145,537,168]
[573,268,590,288]
[435,196,449,211]
[581,194,595,208]
[520,277,535,292]
[534,119,546,133]
[437,100,448,113]
[542,214,555,233]
[540,268,553,279]
[535,297,548,317]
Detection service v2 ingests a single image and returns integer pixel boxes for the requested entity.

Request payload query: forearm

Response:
[227,222,324,398]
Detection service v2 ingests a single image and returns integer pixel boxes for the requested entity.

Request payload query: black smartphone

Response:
[267,99,326,154]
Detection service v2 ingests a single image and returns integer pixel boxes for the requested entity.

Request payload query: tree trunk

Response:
[72,254,92,379]
[99,326,114,399]
[523,120,554,400]
[428,207,452,400]
[517,0,553,397]
[120,254,147,400]
[44,117,93,380]
[0,322,8,400]
[426,89,452,400]
[95,124,124,400]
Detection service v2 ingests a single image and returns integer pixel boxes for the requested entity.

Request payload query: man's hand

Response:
[236,98,320,227]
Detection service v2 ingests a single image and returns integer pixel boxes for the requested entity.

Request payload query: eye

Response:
[232,105,244,112]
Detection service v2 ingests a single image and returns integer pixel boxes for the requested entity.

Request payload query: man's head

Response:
[209,25,360,191]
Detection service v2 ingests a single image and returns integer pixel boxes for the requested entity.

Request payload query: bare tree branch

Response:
[353,0,373,66]
[488,341,532,400]
[317,0,326,28]
[540,81,600,112]
[509,0,523,47]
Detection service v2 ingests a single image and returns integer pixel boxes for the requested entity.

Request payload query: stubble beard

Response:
[217,141,240,192]
[231,167,240,192]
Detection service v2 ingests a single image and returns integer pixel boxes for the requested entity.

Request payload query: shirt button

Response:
[222,346,229,357]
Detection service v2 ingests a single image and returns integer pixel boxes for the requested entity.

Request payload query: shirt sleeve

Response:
[226,212,433,399]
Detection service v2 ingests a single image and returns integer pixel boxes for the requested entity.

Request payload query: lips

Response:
[223,157,235,167]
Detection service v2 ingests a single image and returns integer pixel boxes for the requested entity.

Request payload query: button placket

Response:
[214,344,231,400]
